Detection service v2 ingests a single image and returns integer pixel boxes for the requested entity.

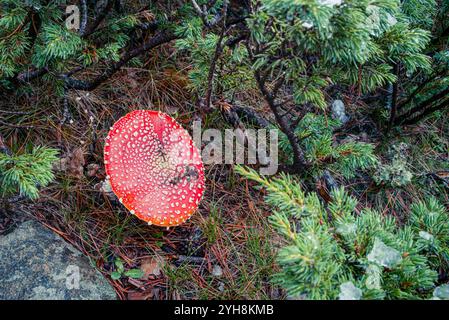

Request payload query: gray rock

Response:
[331,100,349,125]
[0,220,116,300]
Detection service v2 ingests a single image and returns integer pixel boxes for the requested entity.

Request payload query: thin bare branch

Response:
[0,119,36,129]
[394,87,449,125]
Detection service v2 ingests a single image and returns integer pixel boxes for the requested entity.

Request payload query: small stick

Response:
[176,255,206,264]
[0,119,35,129]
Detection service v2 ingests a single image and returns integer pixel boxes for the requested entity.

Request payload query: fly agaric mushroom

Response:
[104,110,205,227]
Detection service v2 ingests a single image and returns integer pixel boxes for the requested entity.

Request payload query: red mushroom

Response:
[104,110,205,227]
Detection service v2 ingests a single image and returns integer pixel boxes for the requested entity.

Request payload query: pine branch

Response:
[231,105,271,128]
[400,97,449,125]
[224,32,248,48]
[78,0,88,36]
[253,68,309,173]
[237,166,447,299]
[0,146,59,200]
[430,25,449,46]
[397,71,444,110]
[245,31,309,173]
[394,87,449,125]
[63,30,178,91]
[13,67,48,84]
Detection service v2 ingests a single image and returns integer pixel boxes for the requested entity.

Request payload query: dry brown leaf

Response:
[53,147,85,179]
[127,290,154,300]
[86,163,102,178]
[140,257,163,279]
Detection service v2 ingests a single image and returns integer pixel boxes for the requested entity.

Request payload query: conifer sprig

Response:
[237,166,449,300]
[0,146,59,200]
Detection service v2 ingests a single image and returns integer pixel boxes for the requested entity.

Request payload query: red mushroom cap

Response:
[104,110,205,227]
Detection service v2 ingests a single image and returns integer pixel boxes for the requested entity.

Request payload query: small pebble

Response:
[212,264,223,277]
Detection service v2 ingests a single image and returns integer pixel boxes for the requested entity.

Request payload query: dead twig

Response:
[63,30,179,91]
[0,119,36,129]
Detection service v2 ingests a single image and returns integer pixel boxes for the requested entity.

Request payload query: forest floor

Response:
[0,45,448,300]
